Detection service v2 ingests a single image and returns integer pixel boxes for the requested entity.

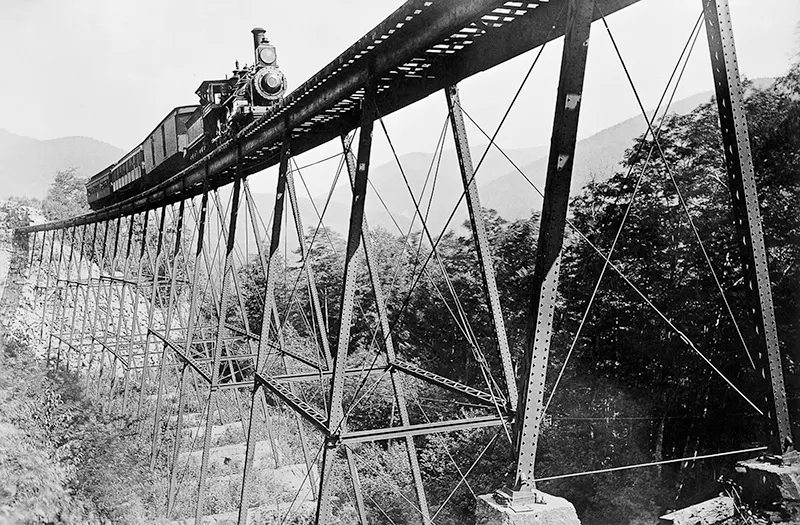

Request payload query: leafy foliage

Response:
[42,167,89,221]
[6,48,798,525]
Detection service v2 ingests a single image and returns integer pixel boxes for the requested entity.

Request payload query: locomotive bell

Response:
[252,27,277,67]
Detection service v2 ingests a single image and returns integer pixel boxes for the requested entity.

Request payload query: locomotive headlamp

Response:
[258,46,277,66]
[254,66,286,100]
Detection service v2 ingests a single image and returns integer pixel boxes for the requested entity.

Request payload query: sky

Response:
[0,0,797,195]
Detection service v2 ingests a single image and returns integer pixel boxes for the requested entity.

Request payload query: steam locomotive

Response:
[86,28,287,211]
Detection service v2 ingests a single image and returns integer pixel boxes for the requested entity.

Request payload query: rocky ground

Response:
[0,202,320,524]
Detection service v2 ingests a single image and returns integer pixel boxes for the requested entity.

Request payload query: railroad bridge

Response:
[12,0,798,523]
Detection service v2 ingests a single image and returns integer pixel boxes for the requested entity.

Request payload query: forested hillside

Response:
[232,62,799,523]
[0,57,796,525]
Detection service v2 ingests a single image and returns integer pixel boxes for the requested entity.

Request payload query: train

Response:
[86,28,287,211]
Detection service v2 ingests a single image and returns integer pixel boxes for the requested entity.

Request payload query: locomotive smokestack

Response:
[251,27,267,50]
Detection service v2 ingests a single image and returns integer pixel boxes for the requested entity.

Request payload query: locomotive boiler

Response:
[86,28,287,211]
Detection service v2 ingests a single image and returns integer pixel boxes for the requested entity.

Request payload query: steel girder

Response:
[702,0,792,454]
[513,0,595,494]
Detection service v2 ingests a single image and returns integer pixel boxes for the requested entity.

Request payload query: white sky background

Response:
[0,0,797,196]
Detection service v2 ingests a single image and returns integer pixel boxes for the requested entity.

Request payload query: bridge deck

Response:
[19,0,637,233]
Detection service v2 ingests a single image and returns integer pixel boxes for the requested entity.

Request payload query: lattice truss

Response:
[20,0,792,523]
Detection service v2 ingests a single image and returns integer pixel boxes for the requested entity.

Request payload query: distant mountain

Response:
[479,78,775,221]
[359,145,549,235]
[242,191,352,256]
[309,80,774,234]
[0,129,124,200]
[203,84,777,261]
[5,80,771,234]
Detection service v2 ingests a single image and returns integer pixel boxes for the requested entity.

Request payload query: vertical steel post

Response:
[151,200,186,467]
[702,0,792,453]
[240,177,320,519]
[33,229,47,300]
[241,182,284,468]
[123,210,150,415]
[341,132,429,524]
[166,363,189,516]
[512,0,594,495]
[74,223,98,375]
[211,190,260,340]
[445,84,518,410]
[138,207,167,419]
[39,230,54,342]
[96,217,123,399]
[195,173,242,523]
[40,228,58,342]
[64,225,89,373]
[105,217,126,400]
[33,229,48,358]
[46,227,68,367]
[83,221,111,392]
[167,191,208,516]
[284,135,366,519]
[29,231,37,269]
[55,226,80,371]
[108,214,137,414]
[317,84,377,524]
[238,138,290,525]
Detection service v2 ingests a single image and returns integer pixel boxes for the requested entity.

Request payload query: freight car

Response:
[86,27,286,211]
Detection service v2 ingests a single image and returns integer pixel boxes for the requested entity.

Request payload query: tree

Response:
[553,67,800,517]
[42,167,89,221]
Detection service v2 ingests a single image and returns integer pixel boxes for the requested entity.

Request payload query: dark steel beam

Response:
[167,190,209,516]
[341,415,506,444]
[702,0,792,453]
[254,372,330,434]
[239,136,291,525]
[137,207,167,418]
[342,130,430,523]
[149,330,212,384]
[393,358,506,411]
[90,335,129,369]
[514,0,595,491]
[318,83,377,524]
[196,174,242,524]
[121,211,151,415]
[109,213,137,416]
[151,200,186,467]
[285,149,334,369]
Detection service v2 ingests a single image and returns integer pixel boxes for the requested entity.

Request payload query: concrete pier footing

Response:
[475,491,581,525]
[737,452,800,523]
